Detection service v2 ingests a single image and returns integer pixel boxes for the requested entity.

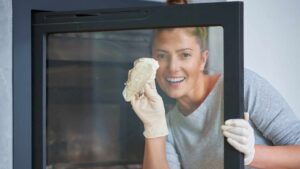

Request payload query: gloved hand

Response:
[221,118,255,165]
[131,80,168,138]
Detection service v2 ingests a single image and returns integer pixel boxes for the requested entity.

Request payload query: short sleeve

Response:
[244,69,300,145]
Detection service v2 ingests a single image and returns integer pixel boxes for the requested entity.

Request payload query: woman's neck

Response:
[177,74,220,116]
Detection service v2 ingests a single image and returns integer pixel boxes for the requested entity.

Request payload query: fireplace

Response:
[32,2,244,169]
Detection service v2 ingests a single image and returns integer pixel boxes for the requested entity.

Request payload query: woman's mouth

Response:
[166,77,185,84]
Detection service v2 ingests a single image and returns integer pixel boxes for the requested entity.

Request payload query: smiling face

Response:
[152,28,208,100]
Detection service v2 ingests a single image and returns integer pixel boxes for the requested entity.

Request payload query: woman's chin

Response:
[166,92,183,99]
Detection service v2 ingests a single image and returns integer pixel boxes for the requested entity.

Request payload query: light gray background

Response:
[1,0,300,169]
[0,0,12,169]
[238,0,300,118]
[209,0,300,120]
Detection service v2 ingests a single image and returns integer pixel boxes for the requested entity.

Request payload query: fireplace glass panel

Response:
[46,27,223,169]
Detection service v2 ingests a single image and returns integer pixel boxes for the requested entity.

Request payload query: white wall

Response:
[0,0,12,168]
[236,0,300,118]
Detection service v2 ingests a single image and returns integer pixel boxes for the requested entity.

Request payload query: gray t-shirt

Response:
[166,69,300,169]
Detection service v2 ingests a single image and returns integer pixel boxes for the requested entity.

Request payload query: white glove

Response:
[131,80,168,138]
[221,118,255,165]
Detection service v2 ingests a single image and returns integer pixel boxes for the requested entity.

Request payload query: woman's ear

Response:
[200,50,208,71]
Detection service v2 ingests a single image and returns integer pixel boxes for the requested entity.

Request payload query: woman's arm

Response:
[143,137,169,169]
[250,145,300,169]
[242,70,300,168]
[222,118,300,168]
[222,119,300,168]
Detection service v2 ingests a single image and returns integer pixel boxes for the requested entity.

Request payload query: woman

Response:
[130,2,300,169]
[130,26,300,169]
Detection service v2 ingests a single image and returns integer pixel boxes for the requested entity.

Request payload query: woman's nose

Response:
[167,58,180,73]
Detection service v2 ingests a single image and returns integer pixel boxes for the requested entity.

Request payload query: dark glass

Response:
[46,30,154,169]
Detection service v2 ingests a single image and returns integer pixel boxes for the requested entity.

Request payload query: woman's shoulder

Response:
[244,68,265,83]
[244,68,272,91]
[243,68,290,116]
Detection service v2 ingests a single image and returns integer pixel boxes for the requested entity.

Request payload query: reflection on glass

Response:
[47,30,152,169]
[46,27,223,169]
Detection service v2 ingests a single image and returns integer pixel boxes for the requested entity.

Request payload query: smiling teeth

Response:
[167,77,185,83]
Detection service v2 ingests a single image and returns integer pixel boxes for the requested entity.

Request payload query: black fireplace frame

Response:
[32,2,244,169]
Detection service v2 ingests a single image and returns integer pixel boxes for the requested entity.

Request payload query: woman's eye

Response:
[156,53,167,59]
[182,53,191,58]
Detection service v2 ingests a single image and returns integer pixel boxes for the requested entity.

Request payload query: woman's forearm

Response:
[249,145,300,169]
[143,136,169,169]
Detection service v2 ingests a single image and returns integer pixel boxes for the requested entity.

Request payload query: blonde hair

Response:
[151,1,208,52]
[153,27,208,51]
[159,1,208,51]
